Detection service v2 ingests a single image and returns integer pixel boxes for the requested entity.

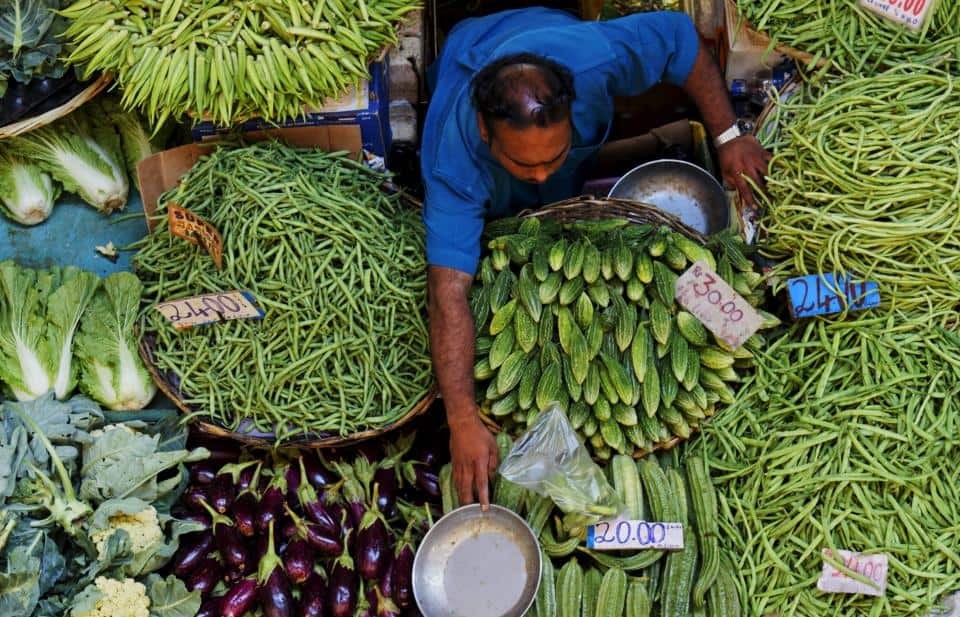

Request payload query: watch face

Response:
[736,120,750,134]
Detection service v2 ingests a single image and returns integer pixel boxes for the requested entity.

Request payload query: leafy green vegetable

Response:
[9,113,128,213]
[0,147,59,225]
[75,273,156,411]
[0,1,68,96]
[145,574,201,617]
[0,261,51,400]
[45,268,99,400]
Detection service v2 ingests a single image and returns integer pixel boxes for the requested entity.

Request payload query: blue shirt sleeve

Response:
[422,172,485,276]
[597,11,700,97]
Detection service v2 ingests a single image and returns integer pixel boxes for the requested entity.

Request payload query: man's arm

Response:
[428,265,499,509]
[682,43,772,206]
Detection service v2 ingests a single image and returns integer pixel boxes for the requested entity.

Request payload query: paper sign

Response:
[818,549,888,597]
[168,203,223,269]
[154,291,264,330]
[675,261,763,350]
[586,519,684,551]
[787,273,880,319]
[859,0,935,31]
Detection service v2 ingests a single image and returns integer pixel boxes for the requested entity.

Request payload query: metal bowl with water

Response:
[608,159,729,234]
[412,505,541,617]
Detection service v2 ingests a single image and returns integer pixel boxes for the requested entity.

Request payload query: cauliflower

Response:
[71,576,150,617]
[91,504,163,561]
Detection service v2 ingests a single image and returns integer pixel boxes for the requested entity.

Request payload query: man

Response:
[421,7,770,508]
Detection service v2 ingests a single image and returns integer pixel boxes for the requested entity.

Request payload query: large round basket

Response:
[140,334,437,449]
[0,73,112,139]
[478,195,719,459]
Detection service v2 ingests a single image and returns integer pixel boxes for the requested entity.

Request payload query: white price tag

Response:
[859,0,936,31]
[586,519,684,551]
[817,549,888,597]
[674,261,762,350]
[154,290,265,330]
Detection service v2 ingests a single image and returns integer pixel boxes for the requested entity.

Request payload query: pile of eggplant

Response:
[170,432,444,617]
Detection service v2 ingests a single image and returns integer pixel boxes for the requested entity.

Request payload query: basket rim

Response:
[139,328,437,449]
[0,73,112,140]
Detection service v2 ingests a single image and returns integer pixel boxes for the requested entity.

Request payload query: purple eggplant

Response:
[172,532,214,577]
[183,485,210,512]
[299,571,327,617]
[284,463,301,500]
[258,521,295,617]
[237,462,259,491]
[284,504,343,556]
[257,469,289,532]
[232,491,257,537]
[199,499,249,573]
[373,468,399,519]
[187,557,223,597]
[378,555,395,600]
[211,460,259,514]
[190,461,219,485]
[220,578,258,617]
[327,533,358,617]
[282,538,315,585]
[179,511,211,530]
[414,466,440,500]
[391,541,415,609]
[356,492,391,581]
[196,596,222,617]
[297,458,341,536]
[301,452,338,488]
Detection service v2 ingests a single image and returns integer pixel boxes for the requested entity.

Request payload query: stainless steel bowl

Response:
[412,505,541,617]
[607,159,729,234]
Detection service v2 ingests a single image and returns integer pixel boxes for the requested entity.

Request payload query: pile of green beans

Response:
[60,0,420,126]
[132,142,431,441]
[756,65,960,315]
[688,314,960,616]
[736,0,960,76]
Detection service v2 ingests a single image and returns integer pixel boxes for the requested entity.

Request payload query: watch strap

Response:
[714,123,743,148]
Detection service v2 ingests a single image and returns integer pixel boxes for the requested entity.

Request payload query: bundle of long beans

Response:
[690,315,960,616]
[60,0,420,126]
[736,0,960,75]
[132,142,431,440]
[757,65,960,316]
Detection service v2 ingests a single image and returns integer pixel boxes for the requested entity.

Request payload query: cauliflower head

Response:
[91,504,163,560]
[71,576,150,617]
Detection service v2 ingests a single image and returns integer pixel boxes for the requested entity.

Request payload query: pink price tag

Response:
[858,0,936,31]
[818,549,888,597]
[674,261,762,350]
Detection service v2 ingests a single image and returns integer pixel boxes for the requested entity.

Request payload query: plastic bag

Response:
[499,404,623,522]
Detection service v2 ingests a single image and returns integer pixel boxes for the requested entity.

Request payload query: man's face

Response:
[479,114,572,185]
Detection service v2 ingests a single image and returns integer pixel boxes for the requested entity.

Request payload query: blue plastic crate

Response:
[190,61,392,159]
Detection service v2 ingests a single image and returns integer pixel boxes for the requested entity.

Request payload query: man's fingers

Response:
[475,460,491,511]
[488,450,499,474]
[735,175,755,208]
[456,465,475,505]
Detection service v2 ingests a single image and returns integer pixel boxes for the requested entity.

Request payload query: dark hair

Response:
[471,52,576,133]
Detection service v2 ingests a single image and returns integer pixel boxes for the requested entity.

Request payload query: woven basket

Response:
[478,196,720,459]
[0,73,112,139]
[140,334,437,448]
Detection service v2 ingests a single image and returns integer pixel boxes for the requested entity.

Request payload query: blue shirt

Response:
[421,8,700,275]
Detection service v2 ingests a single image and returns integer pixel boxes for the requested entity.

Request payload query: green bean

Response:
[134,142,431,440]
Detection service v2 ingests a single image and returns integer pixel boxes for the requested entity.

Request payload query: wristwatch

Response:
[714,120,749,148]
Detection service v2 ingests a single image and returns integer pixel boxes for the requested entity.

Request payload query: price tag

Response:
[154,290,264,330]
[787,273,880,319]
[586,519,684,551]
[818,549,888,597]
[168,203,223,269]
[674,261,763,350]
[858,0,936,31]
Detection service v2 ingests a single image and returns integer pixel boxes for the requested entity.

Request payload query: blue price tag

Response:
[787,273,880,318]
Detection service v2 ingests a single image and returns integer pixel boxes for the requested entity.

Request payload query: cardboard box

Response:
[190,62,392,159]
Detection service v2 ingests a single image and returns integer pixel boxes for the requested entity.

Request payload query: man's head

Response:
[472,53,576,184]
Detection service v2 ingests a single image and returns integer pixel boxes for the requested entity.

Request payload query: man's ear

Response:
[476,111,490,145]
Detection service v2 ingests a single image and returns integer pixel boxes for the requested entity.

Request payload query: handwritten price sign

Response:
[787,273,880,319]
[586,520,684,551]
[859,0,935,30]
[674,261,763,350]
[155,290,264,330]
[818,549,888,597]
[168,203,223,269]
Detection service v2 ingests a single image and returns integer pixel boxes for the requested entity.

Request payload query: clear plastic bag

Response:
[499,404,623,522]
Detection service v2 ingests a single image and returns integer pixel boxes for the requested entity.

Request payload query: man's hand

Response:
[717,135,772,208]
[449,413,499,509]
